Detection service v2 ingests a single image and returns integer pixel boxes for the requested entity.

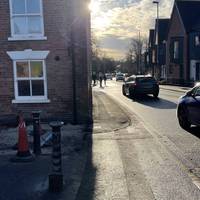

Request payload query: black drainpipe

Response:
[187,33,191,86]
[71,31,77,124]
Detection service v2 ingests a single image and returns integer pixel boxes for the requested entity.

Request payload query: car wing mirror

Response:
[186,90,193,97]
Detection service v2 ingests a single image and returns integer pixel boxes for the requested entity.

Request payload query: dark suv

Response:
[122,75,159,98]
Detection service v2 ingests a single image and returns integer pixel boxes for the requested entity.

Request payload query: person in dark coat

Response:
[99,72,103,88]
[92,72,97,86]
[103,74,107,86]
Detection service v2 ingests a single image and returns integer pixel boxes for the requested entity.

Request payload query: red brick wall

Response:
[0,0,92,124]
[166,4,188,84]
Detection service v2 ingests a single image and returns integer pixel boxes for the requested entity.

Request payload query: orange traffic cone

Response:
[11,115,34,162]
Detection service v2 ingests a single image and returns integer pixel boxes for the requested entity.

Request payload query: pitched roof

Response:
[148,29,155,46]
[153,19,170,45]
[157,19,170,43]
[176,1,200,32]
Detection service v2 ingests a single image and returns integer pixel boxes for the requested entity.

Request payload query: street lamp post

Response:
[138,30,141,75]
[153,0,159,78]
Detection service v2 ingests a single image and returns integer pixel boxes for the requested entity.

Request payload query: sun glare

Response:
[88,1,100,13]
[92,16,110,30]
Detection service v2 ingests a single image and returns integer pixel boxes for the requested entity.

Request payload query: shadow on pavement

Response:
[75,90,131,199]
[131,95,177,109]
[75,92,97,200]
[75,129,96,200]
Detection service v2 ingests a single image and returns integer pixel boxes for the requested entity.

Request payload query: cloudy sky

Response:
[90,0,174,60]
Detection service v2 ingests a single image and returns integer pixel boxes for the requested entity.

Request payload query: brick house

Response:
[0,0,92,125]
[155,19,170,80]
[148,19,170,80]
[166,0,200,85]
[147,29,155,75]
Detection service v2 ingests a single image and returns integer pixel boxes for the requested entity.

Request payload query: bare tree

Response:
[124,36,147,75]
[91,33,117,74]
[91,34,101,58]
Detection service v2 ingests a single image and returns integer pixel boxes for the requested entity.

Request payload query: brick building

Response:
[154,19,170,80]
[166,0,200,85]
[147,29,155,75]
[0,0,92,125]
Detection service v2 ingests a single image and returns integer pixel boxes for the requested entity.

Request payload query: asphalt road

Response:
[77,80,200,200]
[104,80,200,168]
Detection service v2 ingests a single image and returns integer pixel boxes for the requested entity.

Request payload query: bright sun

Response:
[89,0,112,33]
[88,1,100,13]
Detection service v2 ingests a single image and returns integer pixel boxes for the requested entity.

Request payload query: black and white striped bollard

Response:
[32,111,42,155]
[49,121,64,192]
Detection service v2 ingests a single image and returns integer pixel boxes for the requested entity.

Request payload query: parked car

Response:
[116,73,125,81]
[177,83,200,130]
[124,73,129,78]
[122,75,159,98]
[106,73,112,80]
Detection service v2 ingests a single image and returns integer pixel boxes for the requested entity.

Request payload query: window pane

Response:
[12,0,25,14]
[195,36,200,46]
[13,17,27,34]
[16,62,29,78]
[28,16,42,34]
[32,80,44,96]
[18,80,30,96]
[27,0,41,13]
[174,41,179,59]
[30,61,43,77]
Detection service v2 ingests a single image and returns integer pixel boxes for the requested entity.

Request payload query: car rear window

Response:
[127,77,134,82]
[136,77,156,83]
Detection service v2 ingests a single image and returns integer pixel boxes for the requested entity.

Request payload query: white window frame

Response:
[7,49,50,103]
[8,0,47,41]
[174,41,179,59]
[195,35,200,46]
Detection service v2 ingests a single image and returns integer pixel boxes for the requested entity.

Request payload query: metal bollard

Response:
[32,111,42,155]
[49,121,64,192]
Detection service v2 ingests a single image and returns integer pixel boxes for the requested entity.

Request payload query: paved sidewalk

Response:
[0,89,131,200]
[77,88,200,200]
[0,124,89,200]
[159,84,192,93]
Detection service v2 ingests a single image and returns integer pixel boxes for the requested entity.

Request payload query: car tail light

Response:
[130,83,137,86]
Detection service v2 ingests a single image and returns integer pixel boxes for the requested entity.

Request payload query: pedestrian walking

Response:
[99,72,103,88]
[103,73,107,86]
[92,72,97,86]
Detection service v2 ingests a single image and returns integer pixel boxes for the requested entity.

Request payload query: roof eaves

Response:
[175,2,186,34]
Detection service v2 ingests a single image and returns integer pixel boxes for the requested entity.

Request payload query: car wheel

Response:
[153,91,159,98]
[129,88,135,98]
[178,106,191,130]
[122,86,126,96]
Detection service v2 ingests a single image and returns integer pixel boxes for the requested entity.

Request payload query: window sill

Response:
[12,99,50,104]
[8,36,47,41]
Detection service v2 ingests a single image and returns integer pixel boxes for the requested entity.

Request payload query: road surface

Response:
[105,81,200,168]
[76,80,200,200]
